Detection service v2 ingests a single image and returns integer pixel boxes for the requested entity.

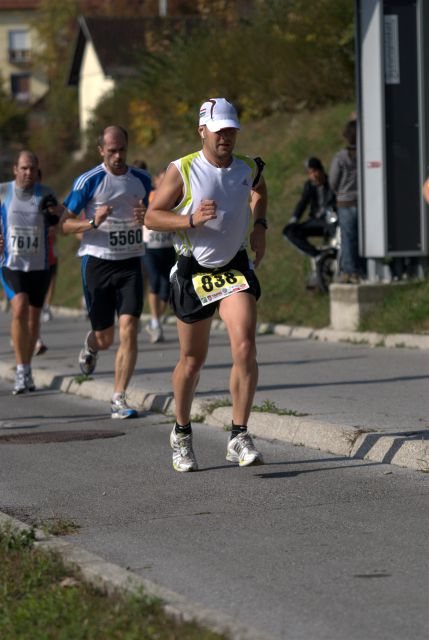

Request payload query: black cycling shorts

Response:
[1,266,51,308]
[170,250,261,324]
[142,246,176,301]
[81,255,144,331]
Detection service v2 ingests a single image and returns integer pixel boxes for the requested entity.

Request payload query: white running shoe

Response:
[78,331,98,375]
[170,426,198,472]
[111,393,138,419]
[35,338,48,355]
[12,370,26,395]
[145,323,164,344]
[226,432,264,467]
[42,307,53,322]
[25,371,36,392]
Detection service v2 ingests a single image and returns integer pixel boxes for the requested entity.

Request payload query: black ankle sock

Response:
[175,422,192,435]
[231,423,247,439]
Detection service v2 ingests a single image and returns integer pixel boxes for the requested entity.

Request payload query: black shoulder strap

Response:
[252,156,265,188]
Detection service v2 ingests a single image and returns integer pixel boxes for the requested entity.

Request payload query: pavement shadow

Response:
[257,372,429,392]
[352,429,429,465]
[255,461,381,479]
[199,457,381,475]
[0,413,110,430]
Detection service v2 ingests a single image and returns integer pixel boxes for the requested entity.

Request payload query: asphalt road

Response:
[0,311,428,433]
[0,379,428,640]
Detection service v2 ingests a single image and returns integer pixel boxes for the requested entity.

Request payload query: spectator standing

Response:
[329,120,360,283]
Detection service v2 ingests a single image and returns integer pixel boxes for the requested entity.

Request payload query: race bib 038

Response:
[192,269,249,306]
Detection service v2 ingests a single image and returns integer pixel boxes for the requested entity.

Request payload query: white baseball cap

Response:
[198,98,240,132]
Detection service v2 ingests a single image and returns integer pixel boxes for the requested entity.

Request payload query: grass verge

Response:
[251,399,308,416]
[0,523,226,640]
[359,280,429,334]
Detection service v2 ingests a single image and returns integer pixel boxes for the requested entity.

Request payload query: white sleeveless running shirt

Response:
[171,151,259,268]
[64,164,152,261]
[0,181,53,271]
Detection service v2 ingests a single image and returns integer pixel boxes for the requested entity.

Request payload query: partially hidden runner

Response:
[145,98,268,471]
[143,168,176,343]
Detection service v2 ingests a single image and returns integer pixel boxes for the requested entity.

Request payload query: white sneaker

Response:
[145,323,164,344]
[111,393,138,419]
[35,338,48,355]
[42,307,53,322]
[25,371,36,392]
[226,432,264,467]
[78,331,98,375]
[12,370,26,395]
[170,426,198,472]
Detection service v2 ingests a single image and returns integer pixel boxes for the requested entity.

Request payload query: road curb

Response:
[206,407,429,473]
[3,301,426,350]
[0,511,272,640]
[0,359,427,473]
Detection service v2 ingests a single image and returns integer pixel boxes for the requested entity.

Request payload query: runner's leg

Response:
[219,292,258,426]
[114,314,139,393]
[28,304,42,359]
[172,316,212,425]
[10,293,32,364]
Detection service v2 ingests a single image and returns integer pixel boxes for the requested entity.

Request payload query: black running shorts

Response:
[1,266,51,308]
[81,255,144,331]
[170,250,261,324]
[142,246,176,301]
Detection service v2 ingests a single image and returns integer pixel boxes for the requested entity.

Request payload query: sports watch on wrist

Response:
[89,218,98,229]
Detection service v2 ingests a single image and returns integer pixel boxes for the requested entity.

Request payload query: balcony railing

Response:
[14,91,31,103]
[9,49,32,64]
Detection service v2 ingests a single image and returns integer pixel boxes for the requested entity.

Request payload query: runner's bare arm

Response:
[145,164,217,231]
[249,175,268,267]
[133,200,147,226]
[60,205,113,235]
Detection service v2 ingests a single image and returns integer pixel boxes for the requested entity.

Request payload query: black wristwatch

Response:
[254,218,268,230]
[89,217,98,229]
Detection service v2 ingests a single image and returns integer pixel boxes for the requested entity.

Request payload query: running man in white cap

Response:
[145,98,268,471]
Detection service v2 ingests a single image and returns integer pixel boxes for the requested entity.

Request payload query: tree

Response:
[0,76,27,144]
[29,0,82,172]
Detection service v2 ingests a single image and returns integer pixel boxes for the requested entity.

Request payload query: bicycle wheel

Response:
[316,250,338,293]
